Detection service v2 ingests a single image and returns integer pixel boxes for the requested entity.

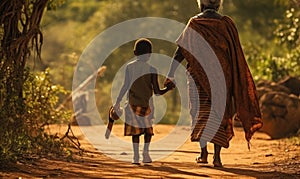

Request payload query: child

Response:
[113,38,173,164]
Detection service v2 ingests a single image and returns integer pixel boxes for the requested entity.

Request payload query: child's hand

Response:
[113,103,120,111]
[112,103,123,118]
[164,78,176,90]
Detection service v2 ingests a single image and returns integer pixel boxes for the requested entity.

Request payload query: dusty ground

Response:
[1,124,299,178]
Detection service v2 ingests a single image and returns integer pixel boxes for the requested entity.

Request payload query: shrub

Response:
[0,68,71,164]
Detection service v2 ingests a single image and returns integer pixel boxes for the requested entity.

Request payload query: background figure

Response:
[114,38,173,165]
[73,91,91,126]
[165,0,263,167]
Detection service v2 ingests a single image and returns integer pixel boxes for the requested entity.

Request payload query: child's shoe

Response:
[142,152,152,163]
[132,155,140,165]
[132,142,140,165]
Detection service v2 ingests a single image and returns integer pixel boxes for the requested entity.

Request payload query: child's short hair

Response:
[134,38,152,56]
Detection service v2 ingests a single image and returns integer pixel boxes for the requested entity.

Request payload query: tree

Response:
[1,0,48,109]
[0,0,70,163]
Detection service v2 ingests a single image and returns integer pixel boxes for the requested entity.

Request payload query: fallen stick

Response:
[56,66,107,111]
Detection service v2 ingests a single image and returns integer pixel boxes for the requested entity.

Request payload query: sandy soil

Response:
[1,124,299,178]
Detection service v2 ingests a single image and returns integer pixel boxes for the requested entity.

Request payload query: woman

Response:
[165,0,263,167]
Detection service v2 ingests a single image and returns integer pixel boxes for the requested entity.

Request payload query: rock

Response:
[257,87,272,99]
[265,154,273,157]
[257,80,271,88]
[258,77,300,139]
[278,76,300,96]
[261,115,296,139]
[268,83,291,94]
[257,80,291,94]
[270,105,287,118]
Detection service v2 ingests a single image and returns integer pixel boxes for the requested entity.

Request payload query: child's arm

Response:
[114,66,130,108]
[151,73,173,95]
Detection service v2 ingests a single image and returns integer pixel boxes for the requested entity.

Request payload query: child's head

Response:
[134,38,152,56]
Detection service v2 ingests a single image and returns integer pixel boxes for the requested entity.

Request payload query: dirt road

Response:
[1,125,299,178]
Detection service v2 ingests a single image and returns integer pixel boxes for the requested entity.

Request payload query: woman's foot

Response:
[195,156,208,164]
[213,158,223,167]
[213,144,223,167]
[195,150,208,164]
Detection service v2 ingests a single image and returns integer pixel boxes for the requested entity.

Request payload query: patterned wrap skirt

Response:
[188,74,233,148]
[124,103,154,136]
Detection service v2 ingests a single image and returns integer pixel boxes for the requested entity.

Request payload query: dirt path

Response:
[1,125,299,178]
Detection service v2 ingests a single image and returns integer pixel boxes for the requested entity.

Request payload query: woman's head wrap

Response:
[197,0,222,9]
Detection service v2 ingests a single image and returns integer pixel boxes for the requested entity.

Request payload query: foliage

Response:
[38,0,199,89]
[23,68,71,127]
[246,45,300,82]
[0,68,71,163]
[246,51,289,82]
[45,0,101,22]
[224,0,287,41]
[274,8,300,50]
[288,129,300,146]
[38,0,299,88]
[246,7,300,82]
[47,0,66,10]
[26,0,300,126]
[0,0,74,164]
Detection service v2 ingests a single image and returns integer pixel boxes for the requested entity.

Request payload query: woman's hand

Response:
[164,78,176,90]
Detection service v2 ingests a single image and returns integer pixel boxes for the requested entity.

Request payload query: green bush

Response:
[0,68,71,164]
[245,45,300,82]
[245,7,300,82]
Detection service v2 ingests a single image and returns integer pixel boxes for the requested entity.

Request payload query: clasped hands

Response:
[164,77,176,90]
[113,78,176,110]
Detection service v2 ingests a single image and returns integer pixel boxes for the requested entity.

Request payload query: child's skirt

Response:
[124,103,154,136]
